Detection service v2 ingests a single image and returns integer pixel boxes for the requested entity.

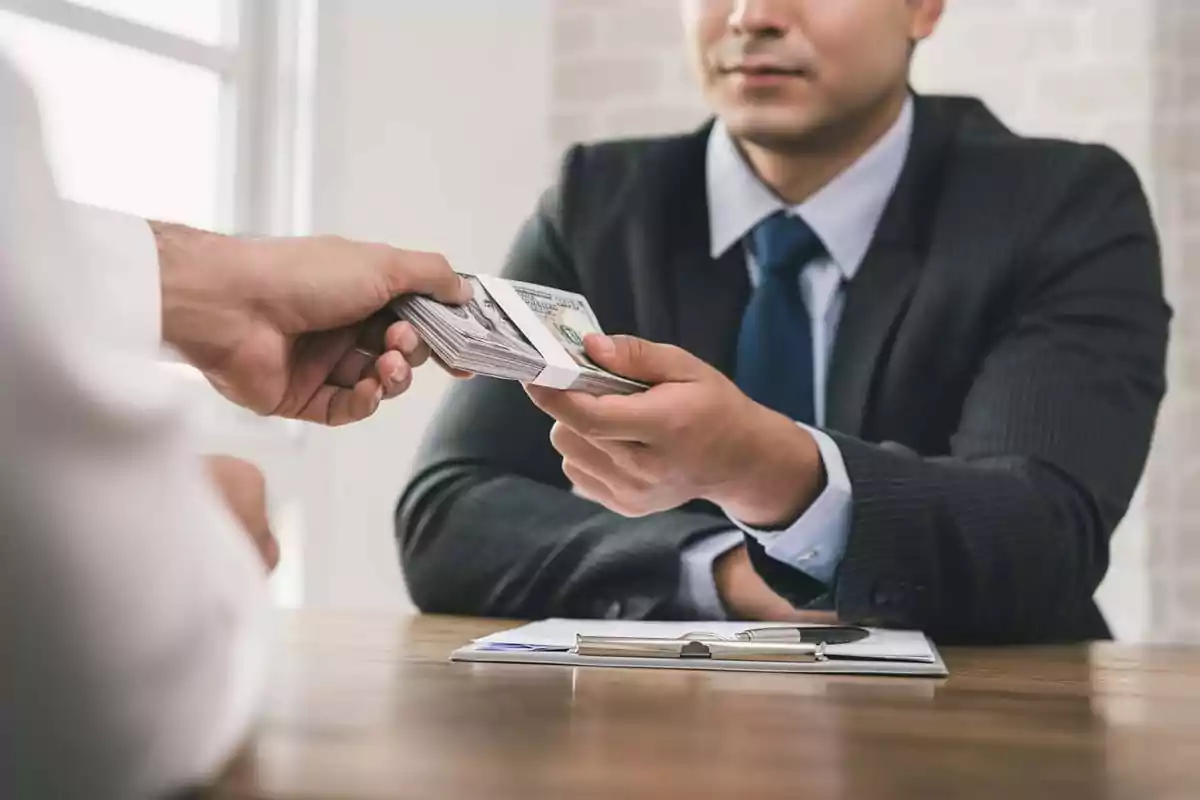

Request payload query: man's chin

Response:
[720,108,830,153]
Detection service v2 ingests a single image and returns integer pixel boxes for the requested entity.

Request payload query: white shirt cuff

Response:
[726,425,853,585]
[677,530,744,619]
[68,203,161,355]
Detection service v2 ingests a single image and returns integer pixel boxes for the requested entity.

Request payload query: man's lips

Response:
[718,57,811,84]
[719,56,810,75]
[720,63,810,88]
[722,65,806,75]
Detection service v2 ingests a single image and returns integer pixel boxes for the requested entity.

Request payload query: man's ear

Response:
[908,0,946,44]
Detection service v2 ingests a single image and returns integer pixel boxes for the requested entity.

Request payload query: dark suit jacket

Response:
[396,95,1169,644]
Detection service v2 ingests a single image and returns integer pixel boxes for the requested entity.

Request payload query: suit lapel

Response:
[659,126,751,378]
[824,246,924,437]
[825,96,956,437]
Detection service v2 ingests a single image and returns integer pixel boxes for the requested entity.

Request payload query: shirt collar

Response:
[706,95,914,281]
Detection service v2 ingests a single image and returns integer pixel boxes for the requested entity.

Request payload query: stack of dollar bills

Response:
[391,274,647,395]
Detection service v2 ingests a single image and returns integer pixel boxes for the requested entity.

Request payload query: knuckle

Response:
[549,423,569,451]
[579,421,604,440]
[565,412,599,439]
[624,336,646,363]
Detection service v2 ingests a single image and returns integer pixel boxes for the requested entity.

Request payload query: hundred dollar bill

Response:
[391,275,648,395]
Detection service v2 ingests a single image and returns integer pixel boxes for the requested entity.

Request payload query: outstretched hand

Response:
[156,223,471,426]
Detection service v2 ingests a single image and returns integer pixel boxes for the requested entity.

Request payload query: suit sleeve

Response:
[396,147,737,620]
[779,147,1168,643]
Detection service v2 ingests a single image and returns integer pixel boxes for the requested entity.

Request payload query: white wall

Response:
[298,0,553,611]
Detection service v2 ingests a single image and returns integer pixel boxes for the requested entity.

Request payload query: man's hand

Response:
[525,334,825,527]
[714,545,839,622]
[204,455,279,572]
[155,222,471,426]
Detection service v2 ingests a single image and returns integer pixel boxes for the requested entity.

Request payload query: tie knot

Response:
[750,212,824,280]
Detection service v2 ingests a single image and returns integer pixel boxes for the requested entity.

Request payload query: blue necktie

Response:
[735,211,825,425]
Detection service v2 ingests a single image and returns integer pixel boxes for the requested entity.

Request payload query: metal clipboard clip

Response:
[573,633,828,663]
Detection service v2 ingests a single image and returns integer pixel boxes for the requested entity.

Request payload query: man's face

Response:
[682,0,943,149]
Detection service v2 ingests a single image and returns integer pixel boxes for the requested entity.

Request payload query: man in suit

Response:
[396,0,1170,643]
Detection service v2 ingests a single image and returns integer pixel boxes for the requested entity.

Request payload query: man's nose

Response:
[727,0,793,38]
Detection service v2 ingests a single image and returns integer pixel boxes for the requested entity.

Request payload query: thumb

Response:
[584,334,706,384]
[385,249,472,305]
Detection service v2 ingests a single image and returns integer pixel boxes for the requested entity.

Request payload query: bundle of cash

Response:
[391,275,647,395]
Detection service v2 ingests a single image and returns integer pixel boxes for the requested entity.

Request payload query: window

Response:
[0,0,318,606]
[0,8,223,228]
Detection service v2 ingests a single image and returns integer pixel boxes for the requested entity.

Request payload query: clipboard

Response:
[452,620,949,677]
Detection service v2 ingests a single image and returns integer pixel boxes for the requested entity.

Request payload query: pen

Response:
[735,626,870,645]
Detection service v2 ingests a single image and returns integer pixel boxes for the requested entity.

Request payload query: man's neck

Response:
[737,89,909,206]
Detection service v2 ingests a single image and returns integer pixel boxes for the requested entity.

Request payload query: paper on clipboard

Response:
[453,619,948,677]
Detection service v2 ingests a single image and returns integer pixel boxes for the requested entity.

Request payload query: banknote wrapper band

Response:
[476,274,582,389]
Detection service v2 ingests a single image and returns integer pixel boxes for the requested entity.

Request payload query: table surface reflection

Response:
[214,613,1200,800]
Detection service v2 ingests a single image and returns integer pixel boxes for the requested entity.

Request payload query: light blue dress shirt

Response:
[678,97,915,618]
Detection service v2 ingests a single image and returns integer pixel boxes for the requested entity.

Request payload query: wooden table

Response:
[215,613,1200,800]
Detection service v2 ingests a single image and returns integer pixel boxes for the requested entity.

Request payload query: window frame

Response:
[0,0,317,238]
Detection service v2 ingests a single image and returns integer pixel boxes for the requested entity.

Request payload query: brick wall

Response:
[549,0,1200,641]
[551,0,704,152]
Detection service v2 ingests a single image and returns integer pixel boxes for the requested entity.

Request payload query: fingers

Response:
[786,610,841,624]
[385,319,431,368]
[525,385,650,442]
[257,530,281,573]
[333,377,386,425]
[551,428,627,509]
[298,379,384,427]
[383,250,472,304]
[552,422,659,517]
[274,328,361,414]
[551,421,651,478]
[327,320,429,391]
[328,347,377,391]
[375,350,414,399]
[204,455,278,572]
[297,353,415,425]
[563,460,619,506]
[583,334,706,384]
[551,422,620,474]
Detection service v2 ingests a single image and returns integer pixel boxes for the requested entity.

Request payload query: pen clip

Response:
[737,625,870,645]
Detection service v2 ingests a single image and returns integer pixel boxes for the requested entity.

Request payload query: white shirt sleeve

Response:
[0,57,268,800]
[676,529,743,618]
[677,426,853,618]
[727,425,854,585]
